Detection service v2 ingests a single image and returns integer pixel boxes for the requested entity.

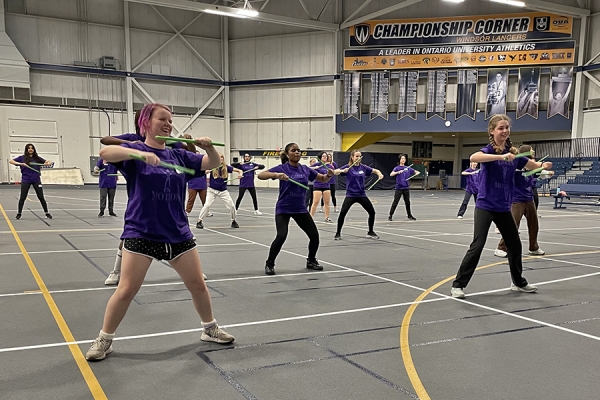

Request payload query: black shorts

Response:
[123,238,196,261]
[314,187,330,193]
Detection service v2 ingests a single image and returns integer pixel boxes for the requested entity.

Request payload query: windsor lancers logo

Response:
[354,24,370,45]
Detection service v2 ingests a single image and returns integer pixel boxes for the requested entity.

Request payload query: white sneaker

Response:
[494,249,507,258]
[202,273,207,280]
[529,248,545,255]
[318,209,323,213]
[207,213,213,217]
[457,216,463,219]
[510,283,538,293]
[86,336,113,361]
[254,210,263,215]
[495,227,500,234]
[451,287,465,299]
[104,271,120,285]
[201,324,235,344]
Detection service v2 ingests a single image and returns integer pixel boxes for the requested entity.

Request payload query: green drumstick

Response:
[155,136,225,147]
[287,178,309,190]
[406,173,419,180]
[523,167,544,177]
[367,177,382,190]
[23,164,41,174]
[129,153,195,175]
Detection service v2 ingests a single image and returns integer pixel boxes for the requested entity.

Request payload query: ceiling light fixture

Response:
[442,0,465,3]
[489,0,526,7]
[204,0,259,19]
[204,8,248,18]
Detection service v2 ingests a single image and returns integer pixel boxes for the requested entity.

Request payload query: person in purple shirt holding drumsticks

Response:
[86,103,234,362]
[451,115,552,299]
[94,158,118,218]
[334,150,384,241]
[258,143,338,276]
[388,154,419,221]
[10,143,54,220]
[310,151,335,223]
[233,153,265,215]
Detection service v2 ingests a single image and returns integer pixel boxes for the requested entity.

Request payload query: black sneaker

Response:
[408,216,417,221]
[45,213,53,219]
[196,221,204,229]
[98,212,104,218]
[15,214,21,220]
[231,220,239,228]
[366,231,379,239]
[334,233,341,240]
[265,261,275,275]
[306,259,323,271]
[388,216,393,221]
[109,212,117,217]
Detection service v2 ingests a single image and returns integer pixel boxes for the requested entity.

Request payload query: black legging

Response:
[235,187,258,211]
[389,189,413,217]
[305,185,314,209]
[336,196,376,234]
[457,192,477,217]
[321,184,337,207]
[533,187,539,209]
[18,182,49,214]
[453,207,528,289]
[267,213,319,263]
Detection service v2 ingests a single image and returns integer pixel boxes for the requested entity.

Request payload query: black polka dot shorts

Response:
[123,238,197,261]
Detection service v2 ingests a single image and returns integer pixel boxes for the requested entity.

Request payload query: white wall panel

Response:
[134,80,222,109]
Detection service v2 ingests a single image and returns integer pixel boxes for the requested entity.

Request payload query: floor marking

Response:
[0,228,123,234]
[45,194,127,205]
[0,203,107,399]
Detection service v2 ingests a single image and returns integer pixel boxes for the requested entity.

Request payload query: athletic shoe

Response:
[45,213,53,219]
[104,271,120,285]
[495,227,500,234]
[388,216,393,221]
[334,209,339,213]
[196,221,204,229]
[265,261,275,275]
[86,337,113,361]
[207,213,213,217]
[510,283,538,293]
[457,216,463,219]
[366,231,379,239]
[318,209,323,213]
[15,214,21,220]
[201,325,235,344]
[254,210,263,215]
[325,217,332,223]
[408,216,417,221]
[98,212,104,218]
[334,233,341,240]
[202,273,207,280]
[306,259,324,271]
[494,249,507,258]
[529,248,545,256]
[231,220,239,228]
[109,212,117,217]
[451,287,466,299]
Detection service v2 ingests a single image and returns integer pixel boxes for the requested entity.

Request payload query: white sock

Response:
[99,330,115,340]
[114,249,122,273]
[202,319,216,330]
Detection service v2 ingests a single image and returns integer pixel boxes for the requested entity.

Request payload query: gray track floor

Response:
[0,185,599,399]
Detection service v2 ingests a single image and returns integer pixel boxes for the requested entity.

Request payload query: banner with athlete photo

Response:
[426,70,447,120]
[516,67,540,119]
[342,72,361,121]
[547,66,573,119]
[485,68,508,120]
[455,69,477,120]
[369,72,389,120]
[398,70,418,120]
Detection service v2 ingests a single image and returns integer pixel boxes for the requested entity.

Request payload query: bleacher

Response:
[549,158,600,208]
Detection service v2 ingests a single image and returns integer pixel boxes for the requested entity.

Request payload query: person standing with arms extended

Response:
[451,115,552,299]
[388,154,418,221]
[334,150,384,240]
[94,158,118,217]
[233,153,265,215]
[10,143,53,220]
[457,162,480,219]
[310,151,334,223]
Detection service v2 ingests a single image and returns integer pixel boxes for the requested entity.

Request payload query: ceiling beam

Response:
[340,0,425,30]
[127,0,338,31]
[521,0,590,17]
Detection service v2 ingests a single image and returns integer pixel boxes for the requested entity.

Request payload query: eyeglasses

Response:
[289,149,301,153]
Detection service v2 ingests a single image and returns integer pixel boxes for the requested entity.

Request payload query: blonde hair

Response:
[212,152,228,179]
[488,114,517,155]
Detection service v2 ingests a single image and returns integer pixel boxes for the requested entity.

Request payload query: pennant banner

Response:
[547,66,573,119]
[456,69,477,120]
[516,67,540,119]
[398,70,418,120]
[342,73,361,121]
[426,70,447,120]
[369,72,390,120]
[485,68,508,120]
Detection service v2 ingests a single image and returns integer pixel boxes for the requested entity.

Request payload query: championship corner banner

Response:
[343,40,575,70]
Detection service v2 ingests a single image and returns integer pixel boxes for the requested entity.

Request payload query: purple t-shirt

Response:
[475,145,528,212]
[95,158,117,188]
[237,162,264,188]
[464,168,480,194]
[513,170,534,203]
[114,133,184,149]
[328,162,338,184]
[270,163,318,214]
[13,155,44,184]
[112,142,204,243]
[393,166,415,190]
[339,164,373,197]
[311,163,331,189]
[209,165,234,191]
[188,175,207,190]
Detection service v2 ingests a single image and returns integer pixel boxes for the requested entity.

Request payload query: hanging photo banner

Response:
[516,67,540,119]
[456,69,477,120]
[342,72,361,121]
[398,70,418,120]
[547,66,573,119]
[349,12,573,47]
[485,68,508,120]
[426,70,447,120]
[343,40,575,70]
[369,72,390,120]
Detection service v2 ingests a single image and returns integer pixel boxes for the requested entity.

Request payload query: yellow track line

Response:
[0,204,107,399]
